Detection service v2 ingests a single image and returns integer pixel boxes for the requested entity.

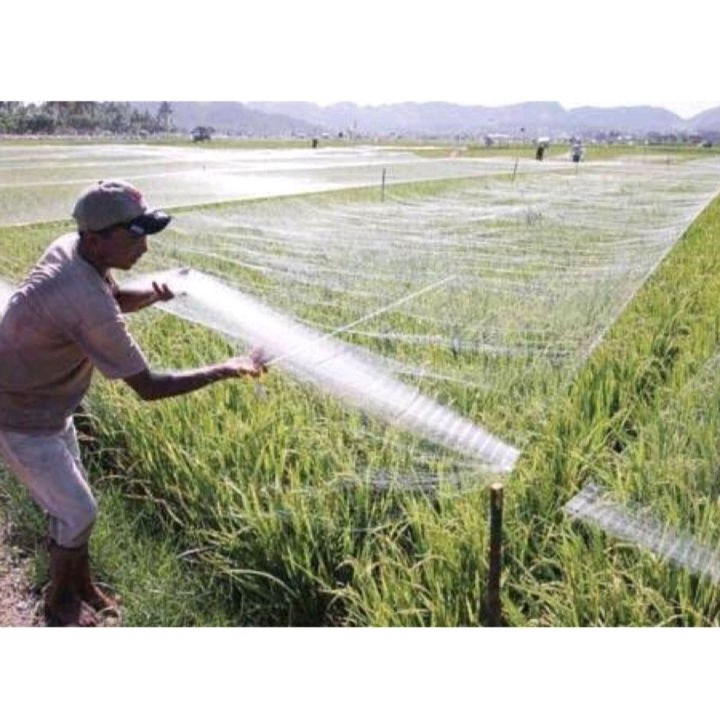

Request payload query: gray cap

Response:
[72,179,171,235]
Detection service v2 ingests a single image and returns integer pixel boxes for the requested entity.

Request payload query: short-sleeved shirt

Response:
[0,233,148,434]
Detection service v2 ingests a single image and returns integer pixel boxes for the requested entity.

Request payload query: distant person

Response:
[535,144,545,161]
[0,179,268,627]
[571,141,584,163]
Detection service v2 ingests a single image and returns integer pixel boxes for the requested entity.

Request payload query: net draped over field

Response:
[0,144,525,226]
[2,144,720,482]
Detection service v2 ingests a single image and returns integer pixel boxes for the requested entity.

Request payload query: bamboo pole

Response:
[486,482,504,626]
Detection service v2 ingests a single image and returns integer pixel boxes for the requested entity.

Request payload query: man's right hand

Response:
[224,349,270,379]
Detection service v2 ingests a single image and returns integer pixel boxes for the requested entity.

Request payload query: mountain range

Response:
[132,101,720,138]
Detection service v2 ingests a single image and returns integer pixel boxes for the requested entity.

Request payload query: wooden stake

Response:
[486,482,504,626]
[512,158,519,182]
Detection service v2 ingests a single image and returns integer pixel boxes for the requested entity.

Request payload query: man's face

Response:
[95,226,148,270]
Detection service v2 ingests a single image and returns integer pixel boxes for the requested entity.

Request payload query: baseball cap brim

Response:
[126,210,172,236]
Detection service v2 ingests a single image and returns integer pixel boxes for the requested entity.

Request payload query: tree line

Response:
[0,101,174,136]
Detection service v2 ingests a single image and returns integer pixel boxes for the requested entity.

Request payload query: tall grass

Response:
[501,195,720,626]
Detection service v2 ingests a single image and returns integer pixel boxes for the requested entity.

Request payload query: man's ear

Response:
[78,230,102,260]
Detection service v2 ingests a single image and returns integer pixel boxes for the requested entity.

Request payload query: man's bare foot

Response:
[81,582,122,619]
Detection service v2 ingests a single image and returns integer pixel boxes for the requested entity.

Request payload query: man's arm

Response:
[123,354,267,401]
[114,282,174,314]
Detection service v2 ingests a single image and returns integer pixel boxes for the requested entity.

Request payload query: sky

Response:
[4,1,717,118]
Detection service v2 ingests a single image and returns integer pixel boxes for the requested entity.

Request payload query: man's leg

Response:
[61,421,120,617]
[45,541,98,627]
[0,420,100,626]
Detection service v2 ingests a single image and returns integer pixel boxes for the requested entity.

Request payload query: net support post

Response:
[485,482,504,626]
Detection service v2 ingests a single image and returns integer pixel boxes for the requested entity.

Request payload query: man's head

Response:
[73,180,171,271]
[73,179,171,236]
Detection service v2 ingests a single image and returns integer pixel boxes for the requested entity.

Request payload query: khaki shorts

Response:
[0,418,97,548]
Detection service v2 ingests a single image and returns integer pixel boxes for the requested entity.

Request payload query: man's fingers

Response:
[249,347,272,370]
[228,354,269,378]
[151,281,174,301]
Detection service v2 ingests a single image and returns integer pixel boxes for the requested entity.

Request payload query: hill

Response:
[131,101,325,137]
[567,105,685,133]
[132,100,720,138]
[687,106,720,132]
[245,101,716,136]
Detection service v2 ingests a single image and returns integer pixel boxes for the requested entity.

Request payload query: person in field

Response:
[0,179,268,627]
[571,140,584,163]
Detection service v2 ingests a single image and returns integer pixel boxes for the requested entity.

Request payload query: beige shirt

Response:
[0,233,148,433]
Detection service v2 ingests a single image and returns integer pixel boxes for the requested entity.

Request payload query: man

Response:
[571,140,584,163]
[0,179,267,627]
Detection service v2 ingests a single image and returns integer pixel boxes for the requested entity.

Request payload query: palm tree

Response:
[157,102,174,132]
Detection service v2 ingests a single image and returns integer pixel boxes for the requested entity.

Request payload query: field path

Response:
[0,518,40,626]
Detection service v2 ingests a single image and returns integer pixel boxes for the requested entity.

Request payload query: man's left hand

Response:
[151,282,174,304]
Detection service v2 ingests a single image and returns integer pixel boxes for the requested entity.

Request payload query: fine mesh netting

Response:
[2,146,720,481]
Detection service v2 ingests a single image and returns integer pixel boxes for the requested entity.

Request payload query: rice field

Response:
[2,139,720,625]
[0,142,538,226]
